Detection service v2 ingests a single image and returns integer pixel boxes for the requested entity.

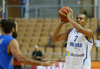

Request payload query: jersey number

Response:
[74,35,78,42]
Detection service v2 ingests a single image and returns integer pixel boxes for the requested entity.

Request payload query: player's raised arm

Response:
[64,9,93,38]
[52,20,72,42]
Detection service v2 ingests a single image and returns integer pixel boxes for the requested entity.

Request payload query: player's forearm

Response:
[52,23,63,42]
[68,17,83,31]
[18,55,42,66]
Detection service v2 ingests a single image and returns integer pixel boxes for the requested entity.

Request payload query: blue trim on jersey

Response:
[85,36,94,43]
[83,43,88,66]
[68,28,74,35]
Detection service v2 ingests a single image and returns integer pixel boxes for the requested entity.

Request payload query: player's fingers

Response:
[50,61,57,66]
[69,9,72,13]
[50,61,56,64]
[67,9,70,12]
[50,63,55,66]
[51,64,55,66]
[64,10,68,13]
[69,8,72,12]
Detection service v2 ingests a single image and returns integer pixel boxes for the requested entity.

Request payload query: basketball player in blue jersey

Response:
[52,9,94,69]
[0,18,56,69]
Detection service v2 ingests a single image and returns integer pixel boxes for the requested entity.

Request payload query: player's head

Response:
[76,14,87,27]
[0,18,18,38]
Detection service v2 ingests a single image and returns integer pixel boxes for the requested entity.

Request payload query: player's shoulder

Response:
[83,28,93,32]
[67,28,74,34]
[87,28,94,35]
[65,28,74,36]
[88,28,93,32]
[9,39,19,46]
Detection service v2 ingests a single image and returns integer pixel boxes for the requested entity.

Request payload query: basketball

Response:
[58,7,73,22]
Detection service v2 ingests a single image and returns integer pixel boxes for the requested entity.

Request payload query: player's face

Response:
[15,22,18,32]
[76,14,87,27]
[12,22,18,38]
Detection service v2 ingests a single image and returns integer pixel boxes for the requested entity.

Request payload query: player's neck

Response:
[5,33,12,36]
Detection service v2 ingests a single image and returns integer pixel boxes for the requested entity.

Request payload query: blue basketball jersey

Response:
[0,35,14,69]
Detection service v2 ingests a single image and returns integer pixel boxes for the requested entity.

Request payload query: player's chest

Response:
[68,32,85,42]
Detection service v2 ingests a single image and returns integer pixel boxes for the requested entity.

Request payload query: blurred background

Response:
[0,0,100,69]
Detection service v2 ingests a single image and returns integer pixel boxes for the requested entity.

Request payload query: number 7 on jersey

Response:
[74,35,78,42]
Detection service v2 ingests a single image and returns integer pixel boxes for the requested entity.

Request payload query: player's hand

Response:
[64,9,73,19]
[41,61,56,67]
[59,19,69,24]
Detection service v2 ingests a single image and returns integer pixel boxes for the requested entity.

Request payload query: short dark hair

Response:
[0,18,16,34]
[81,14,87,20]
[83,14,87,21]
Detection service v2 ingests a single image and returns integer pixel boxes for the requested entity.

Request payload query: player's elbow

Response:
[16,55,24,63]
[18,57,23,63]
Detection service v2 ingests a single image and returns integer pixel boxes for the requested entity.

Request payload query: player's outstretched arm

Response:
[64,9,93,38]
[9,39,56,66]
[52,20,72,42]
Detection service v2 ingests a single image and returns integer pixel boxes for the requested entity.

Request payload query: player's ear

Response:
[85,21,88,25]
[12,27,15,32]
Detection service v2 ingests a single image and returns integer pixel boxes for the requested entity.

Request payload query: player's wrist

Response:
[67,16,71,19]
[40,62,45,66]
[59,21,67,25]
[67,17,73,21]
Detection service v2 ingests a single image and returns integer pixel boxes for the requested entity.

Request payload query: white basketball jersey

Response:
[63,28,94,69]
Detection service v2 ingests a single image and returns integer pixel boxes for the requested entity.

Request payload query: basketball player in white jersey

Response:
[52,9,93,69]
